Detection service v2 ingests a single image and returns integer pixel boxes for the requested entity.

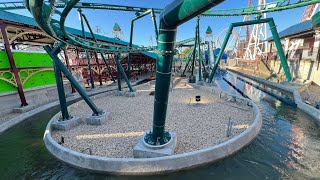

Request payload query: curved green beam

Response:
[176,37,196,47]
[202,0,320,17]
[128,9,158,75]
[25,0,156,54]
[13,0,320,55]
[1,1,162,13]
[208,18,292,83]
[5,1,319,17]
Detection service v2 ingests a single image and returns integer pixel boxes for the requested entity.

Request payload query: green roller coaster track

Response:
[20,1,158,54]
[202,0,320,17]
[0,0,318,55]
[1,1,319,17]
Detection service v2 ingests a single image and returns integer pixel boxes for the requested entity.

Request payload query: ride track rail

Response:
[1,0,318,53]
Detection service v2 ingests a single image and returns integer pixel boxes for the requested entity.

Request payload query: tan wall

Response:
[269,59,320,85]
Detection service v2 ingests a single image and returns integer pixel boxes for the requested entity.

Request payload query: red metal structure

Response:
[301,4,319,22]
[246,0,252,42]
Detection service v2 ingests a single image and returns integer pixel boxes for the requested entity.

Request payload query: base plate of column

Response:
[115,90,124,96]
[133,132,177,158]
[86,111,111,125]
[125,91,136,97]
[189,75,196,83]
[52,116,81,131]
[13,104,35,113]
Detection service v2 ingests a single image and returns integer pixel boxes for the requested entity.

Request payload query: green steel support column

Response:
[191,28,198,77]
[116,55,122,91]
[145,0,225,146]
[196,16,202,81]
[44,45,102,116]
[151,8,159,44]
[209,18,292,82]
[100,53,116,82]
[115,53,134,92]
[201,55,206,71]
[81,13,116,82]
[209,24,233,83]
[78,8,95,89]
[128,9,153,74]
[200,42,207,72]
[181,55,192,76]
[268,19,292,81]
[52,56,70,120]
[85,50,94,88]
[144,27,176,145]
[128,20,134,73]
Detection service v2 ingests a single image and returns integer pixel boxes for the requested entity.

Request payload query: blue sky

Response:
[8,0,307,46]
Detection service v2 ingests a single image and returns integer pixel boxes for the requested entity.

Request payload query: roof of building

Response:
[206,26,212,34]
[267,20,313,41]
[0,10,158,59]
[113,22,121,31]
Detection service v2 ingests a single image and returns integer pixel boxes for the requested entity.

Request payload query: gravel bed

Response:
[301,84,320,107]
[52,78,255,158]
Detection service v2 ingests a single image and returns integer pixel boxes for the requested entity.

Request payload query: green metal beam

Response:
[151,8,159,43]
[78,8,95,89]
[6,0,320,17]
[81,13,116,82]
[52,51,70,120]
[115,54,135,92]
[196,16,202,82]
[24,0,319,55]
[190,26,198,78]
[181,47,194,76]
[176,37,196,47]
[128,9,157,75]
[144,0,226,146]
[268,18,292,81]
[208,18,292,82]
[116,54,122,91]
[202,0,320,17]
[44,45,102,116]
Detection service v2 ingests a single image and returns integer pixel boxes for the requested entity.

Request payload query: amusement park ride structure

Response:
[287,3,319,60]
[0,0,319,149]
[244,0,268,61]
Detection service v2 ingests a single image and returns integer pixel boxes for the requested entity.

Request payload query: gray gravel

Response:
[301,84,320,107]
[52,77,255,158]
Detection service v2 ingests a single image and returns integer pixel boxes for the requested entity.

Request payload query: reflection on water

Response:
[0,73,320,179]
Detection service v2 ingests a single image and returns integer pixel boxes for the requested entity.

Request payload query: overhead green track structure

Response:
[0,1,162,12]
[2,0,320,16]
[208,18,293,82]
[23,0,157,53]
[202,0,320,17]
[176,37,196,47]
[127,8,159,77]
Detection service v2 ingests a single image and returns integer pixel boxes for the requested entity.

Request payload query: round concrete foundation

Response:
[43,87,262,175]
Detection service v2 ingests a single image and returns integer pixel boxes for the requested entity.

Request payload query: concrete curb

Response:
[43,84,262,175]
